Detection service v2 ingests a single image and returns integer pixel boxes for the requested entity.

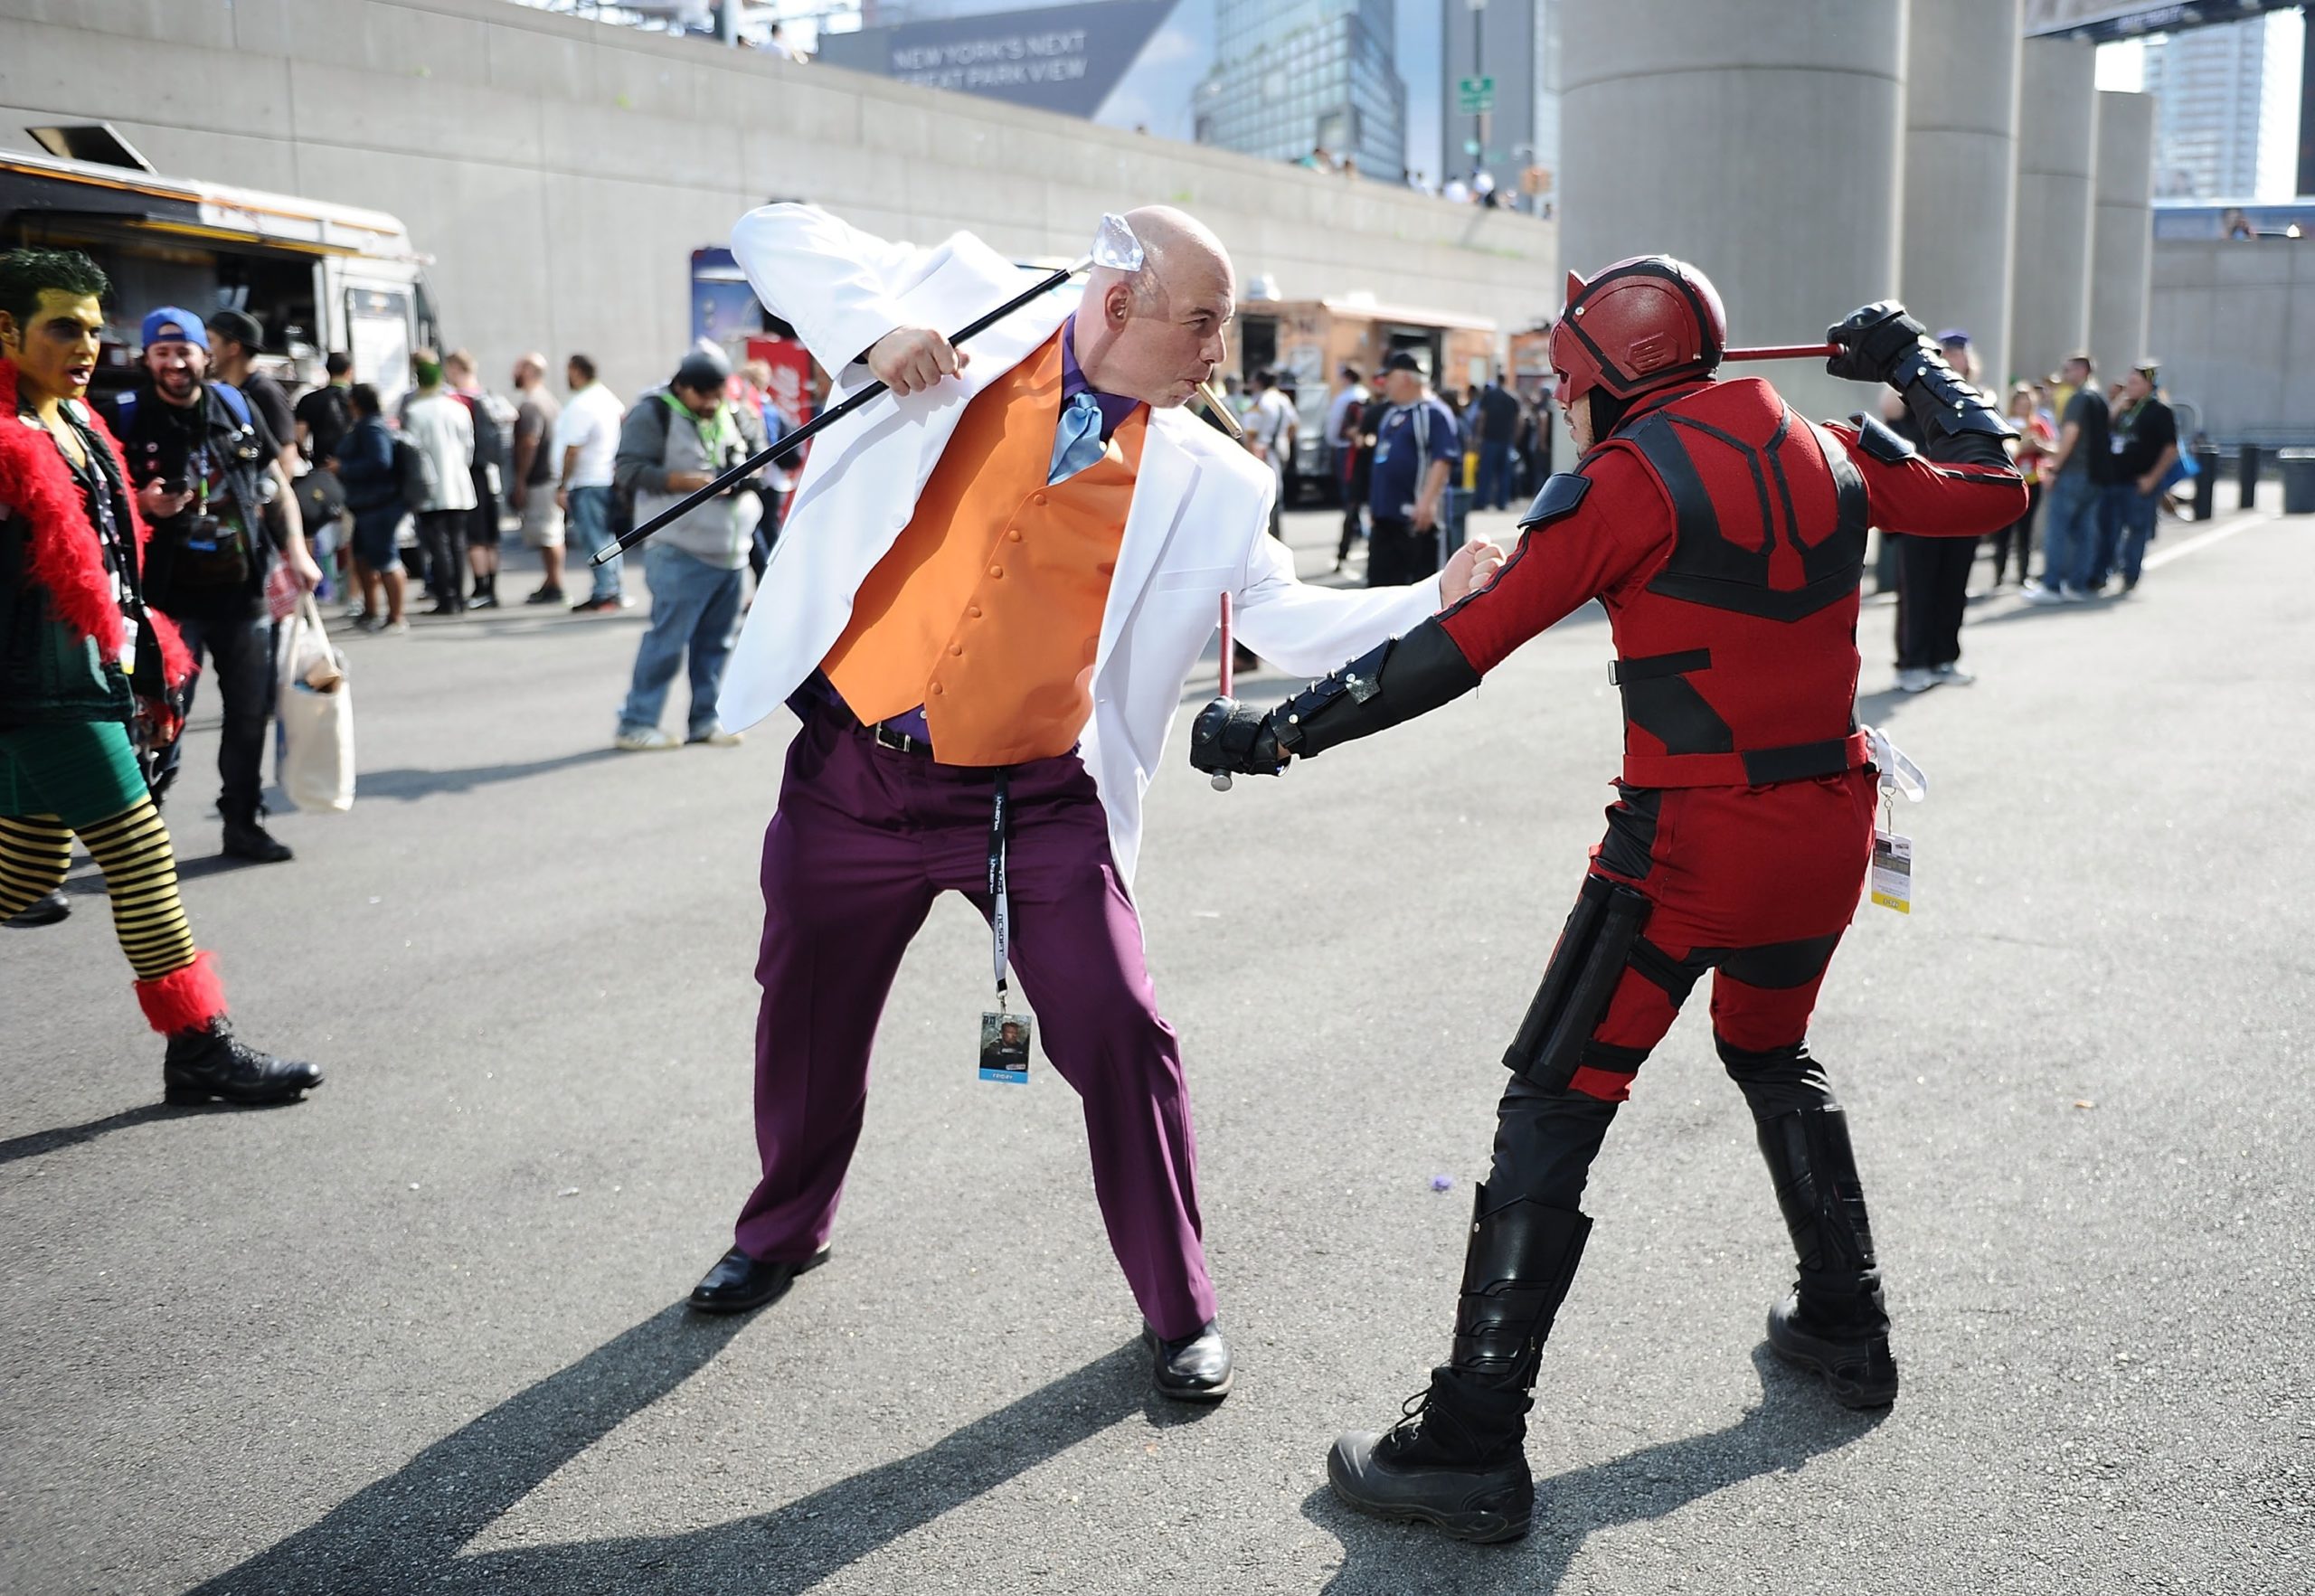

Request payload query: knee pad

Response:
[1717,1035,1834,1117]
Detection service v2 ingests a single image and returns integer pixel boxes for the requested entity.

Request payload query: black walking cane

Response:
[594,214,1150,566]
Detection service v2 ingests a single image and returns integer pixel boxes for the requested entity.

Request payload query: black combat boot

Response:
[1328,1186,1592,1543]
[1756,1104,1898,1409]
[220,808,294,864]
[163,1017,324,1106]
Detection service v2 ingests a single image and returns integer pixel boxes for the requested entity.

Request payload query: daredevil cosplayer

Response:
[1192,260,2026,1542]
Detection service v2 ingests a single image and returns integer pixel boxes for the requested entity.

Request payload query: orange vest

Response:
[822,330,1146,766]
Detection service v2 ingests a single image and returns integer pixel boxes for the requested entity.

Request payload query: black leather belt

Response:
[870,722,934,757]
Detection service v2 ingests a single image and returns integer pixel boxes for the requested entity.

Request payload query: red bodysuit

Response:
[1435,375,2025,1100]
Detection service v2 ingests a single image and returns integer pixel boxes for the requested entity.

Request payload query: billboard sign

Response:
[817,0,1176,119]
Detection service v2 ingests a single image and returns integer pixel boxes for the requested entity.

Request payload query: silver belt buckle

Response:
[873,722,918,755]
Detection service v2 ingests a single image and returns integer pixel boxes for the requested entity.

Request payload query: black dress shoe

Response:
[6,888,70,927]
[221,817,294,864]
[1145,1318,1233,1402]
[1767,1289,1899,1409]
[688,1245,830,1314]
[1328,1425,1532,1544]
[163,1018,324,1106]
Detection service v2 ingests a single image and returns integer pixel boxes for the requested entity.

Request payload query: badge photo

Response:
[978,1010,1032,1084]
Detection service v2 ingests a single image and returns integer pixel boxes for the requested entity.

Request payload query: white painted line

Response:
[2142,511,2282,571]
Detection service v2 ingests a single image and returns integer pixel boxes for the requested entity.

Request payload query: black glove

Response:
[1826,300,1930,386]
[1189,696,1287,778]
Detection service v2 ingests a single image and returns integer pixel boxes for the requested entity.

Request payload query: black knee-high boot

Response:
[1327,1185,1592,1543]
[1756,1103,1898,1408]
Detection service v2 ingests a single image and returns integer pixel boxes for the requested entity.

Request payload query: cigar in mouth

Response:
[1195,377,1245,440]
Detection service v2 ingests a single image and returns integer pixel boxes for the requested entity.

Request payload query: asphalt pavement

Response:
[3,488,2309,1595]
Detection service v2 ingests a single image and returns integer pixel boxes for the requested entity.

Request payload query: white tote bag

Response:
[275,593,355,812]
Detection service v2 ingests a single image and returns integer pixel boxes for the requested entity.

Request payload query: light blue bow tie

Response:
[1049,391,1105,486]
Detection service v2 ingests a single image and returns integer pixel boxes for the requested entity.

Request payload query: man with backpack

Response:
[609,348,766,750]
[293,352,355,468]
[444,348,509,609]
[111,307,319,864]
[293,353,357,602]
[332,382,413,634]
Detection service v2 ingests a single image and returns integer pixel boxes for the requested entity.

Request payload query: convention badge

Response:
[1870,826,1913,915]
[978,770,1029,1082]
[978,1011,1033,1085]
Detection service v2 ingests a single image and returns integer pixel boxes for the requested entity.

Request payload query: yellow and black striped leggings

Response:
[0,799,198,980]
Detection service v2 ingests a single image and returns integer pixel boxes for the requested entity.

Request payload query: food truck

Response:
[0,132,440,409]
[1233,294,1499,501]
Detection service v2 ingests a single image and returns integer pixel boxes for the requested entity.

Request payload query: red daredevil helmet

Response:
[1548,256,1728,406]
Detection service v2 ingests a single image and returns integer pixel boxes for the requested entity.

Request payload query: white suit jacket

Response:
[717,204,1441,886]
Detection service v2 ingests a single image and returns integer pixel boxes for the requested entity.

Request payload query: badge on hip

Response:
[978,769,1031,1082]
[1870,828,1913,915]
[1861,724,1923,916]
[978,1010,1034,1085]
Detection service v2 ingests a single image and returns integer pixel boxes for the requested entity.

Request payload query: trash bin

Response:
[2279,449,2315,514]
[2191,443,2220,520]
[2239,442,2263,504]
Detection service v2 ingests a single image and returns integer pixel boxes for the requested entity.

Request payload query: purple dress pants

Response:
[732,707,1217,1340]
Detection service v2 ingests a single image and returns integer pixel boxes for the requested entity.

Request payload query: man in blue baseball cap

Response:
[140,307,207,353]
[109,304,320,863]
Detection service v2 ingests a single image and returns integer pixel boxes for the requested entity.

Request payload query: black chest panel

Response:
[1625,408,1867,621]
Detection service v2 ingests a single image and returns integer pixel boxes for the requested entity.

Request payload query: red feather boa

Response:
[0,355,193,690]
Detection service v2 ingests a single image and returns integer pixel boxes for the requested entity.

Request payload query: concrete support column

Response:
[1901,0,2023,386]
[2089,90,2157,390]
[2008,38,2097,387]
[1559,0,1906,422]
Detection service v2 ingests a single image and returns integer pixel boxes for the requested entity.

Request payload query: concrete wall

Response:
[2009,36,2097,387]
[0,0,1555,403]
[2087,89,2156,390]
[1558,0,1906,422]
[2150,238,2315,443]
[1901,0,2022,385]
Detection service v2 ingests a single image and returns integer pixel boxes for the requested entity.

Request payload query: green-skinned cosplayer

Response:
[0,249,319,1104]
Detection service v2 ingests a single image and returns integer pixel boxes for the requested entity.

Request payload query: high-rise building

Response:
[2139,9,2305,200]
[1194,0,1406,177]
[1438,0,1557,209]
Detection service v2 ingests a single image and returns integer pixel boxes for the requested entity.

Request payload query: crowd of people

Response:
[1224,357,1556,589]
[6,289,817,911]
[1885,334,2184,695]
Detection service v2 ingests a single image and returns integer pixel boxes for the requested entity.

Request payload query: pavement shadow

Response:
[1304,1346,1888,1594]
[0,1101,200,1168]
[184,1301,750,1594]
[1963,592,2127,630]
[445,1337,1154,1592]
[357,748,622,802]
[188,1326,1150,1594]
